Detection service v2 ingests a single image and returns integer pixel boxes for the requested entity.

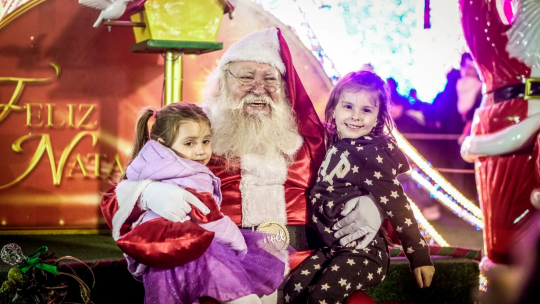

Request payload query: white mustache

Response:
[241,94,273,105]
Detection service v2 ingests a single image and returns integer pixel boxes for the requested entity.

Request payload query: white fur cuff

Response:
[112,179,153,241]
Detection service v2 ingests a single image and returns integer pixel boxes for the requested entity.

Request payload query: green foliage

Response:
[366,258,479,304]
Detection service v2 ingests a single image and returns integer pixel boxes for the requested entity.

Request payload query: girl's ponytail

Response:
[121,102,210,180]
[122,108,155,179]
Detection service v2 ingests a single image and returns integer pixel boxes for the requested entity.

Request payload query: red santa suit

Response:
[460,0,540,264]
[101,28,326,268]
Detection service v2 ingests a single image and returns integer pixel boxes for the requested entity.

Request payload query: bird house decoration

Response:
[78,0,233,44]
[77,0,233,106]
[130,0,233,43]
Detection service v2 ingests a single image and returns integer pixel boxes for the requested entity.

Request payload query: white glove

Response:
[531,189,540,209]
[140,182,210,222]
[460,136,476,163]
[198,215,248,257]
[332,194,383,249]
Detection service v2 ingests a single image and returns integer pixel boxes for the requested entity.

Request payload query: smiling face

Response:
[333,90,380,139]
[226,61,283,117]
[170,121,212,165]
[204,63,300,162]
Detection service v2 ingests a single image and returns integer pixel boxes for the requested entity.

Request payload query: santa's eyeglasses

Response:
[226,70,281,93]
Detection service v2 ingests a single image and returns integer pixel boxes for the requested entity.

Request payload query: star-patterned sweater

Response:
[310,135,433,270]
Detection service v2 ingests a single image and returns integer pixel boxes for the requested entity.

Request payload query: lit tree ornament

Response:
[1,243,25,266]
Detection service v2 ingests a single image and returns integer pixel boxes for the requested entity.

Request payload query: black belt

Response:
[492,79,540,103]
[242,225,316,251]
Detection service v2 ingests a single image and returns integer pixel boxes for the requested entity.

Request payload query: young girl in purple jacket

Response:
[122,102,286,304]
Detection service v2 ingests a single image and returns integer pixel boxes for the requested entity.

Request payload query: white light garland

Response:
[479,273,488,291]
[408,197,449,246]
[0,0,30,21]
[410,170,484,229]
[393,130,484,222]
[252,0,341,82]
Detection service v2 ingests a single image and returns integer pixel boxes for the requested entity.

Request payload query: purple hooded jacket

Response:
[124,141,248,277]
[126,140,222,205]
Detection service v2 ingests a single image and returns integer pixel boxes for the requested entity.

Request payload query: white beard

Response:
[205,89,302,164]
[204,83,304,226]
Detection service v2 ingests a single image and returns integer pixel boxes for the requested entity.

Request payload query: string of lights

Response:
[253,0,483,227]
[479,273,488,291]
[410,170,484,229]
[393,131,484,222]
[408,196,449,246]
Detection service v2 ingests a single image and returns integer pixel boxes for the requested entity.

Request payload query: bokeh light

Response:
[253,0,468,103]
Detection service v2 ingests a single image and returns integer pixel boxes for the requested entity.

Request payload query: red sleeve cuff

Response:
[117,217,214,268]
[185,188,224,223]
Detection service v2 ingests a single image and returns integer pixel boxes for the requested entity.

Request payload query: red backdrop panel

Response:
[0,0,331,229]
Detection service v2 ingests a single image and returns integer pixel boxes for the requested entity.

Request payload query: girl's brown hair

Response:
[123,102,210,179]
[324,70,394,145]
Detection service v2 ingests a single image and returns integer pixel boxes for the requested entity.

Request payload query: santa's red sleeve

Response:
[101,182,216,269]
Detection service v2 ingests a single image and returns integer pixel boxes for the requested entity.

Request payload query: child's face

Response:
[170,121,212,165]
[333,90,379,139]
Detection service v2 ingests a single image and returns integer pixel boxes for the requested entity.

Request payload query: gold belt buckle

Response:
[524,77,540,100]
[256,220,290,251]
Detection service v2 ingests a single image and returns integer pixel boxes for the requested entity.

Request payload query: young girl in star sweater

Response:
[284,71,434,303]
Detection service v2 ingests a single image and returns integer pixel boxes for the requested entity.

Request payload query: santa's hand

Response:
[460,136,475,163]
[140,182,210,222]
[332,195,383,249]
[199,216,247,257]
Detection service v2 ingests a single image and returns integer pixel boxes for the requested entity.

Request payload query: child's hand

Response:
[140,182,210,222]
[413,266,435,288]
[198,215,247,255]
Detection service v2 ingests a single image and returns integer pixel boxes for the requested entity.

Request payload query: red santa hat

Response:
[219,27,326,170]
[219,28,286,74]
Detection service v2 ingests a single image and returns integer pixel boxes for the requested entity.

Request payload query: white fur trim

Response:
[506,0,540,68]
[112,180,153,241]
[222,294,262,304]
[218,28,286,75]
[259,290,278,304]
[240,154,288,227]
[282,134,304,158]
[283,260,290,277]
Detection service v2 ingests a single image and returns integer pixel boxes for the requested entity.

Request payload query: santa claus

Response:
[459,0,540,270]
[101,28,381,303]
